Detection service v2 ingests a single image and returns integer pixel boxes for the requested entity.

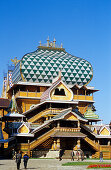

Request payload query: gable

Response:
[64,112,78,120]
[93,128,97,134]
[100,127,110,136]
[18,124,29,134]
[50,82,73,101]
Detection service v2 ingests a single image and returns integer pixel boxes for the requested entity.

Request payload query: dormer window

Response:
[54,88,66,96]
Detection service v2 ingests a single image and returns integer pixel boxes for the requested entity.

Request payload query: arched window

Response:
[54,88,66,96]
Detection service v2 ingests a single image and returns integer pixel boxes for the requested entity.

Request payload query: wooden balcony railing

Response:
[56,127,80,132]
[74,95,93,101]
[15,91,43,98]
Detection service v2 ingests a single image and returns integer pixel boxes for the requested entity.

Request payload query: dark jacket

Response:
[23,154,29,162]
[71,151,74,156]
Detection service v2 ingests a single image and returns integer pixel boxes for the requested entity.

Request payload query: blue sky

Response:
[0,0,111,123]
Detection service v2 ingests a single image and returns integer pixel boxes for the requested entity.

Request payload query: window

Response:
[54,88,66,96]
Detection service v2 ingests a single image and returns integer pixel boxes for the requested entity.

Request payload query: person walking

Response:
[16,151,22,170]
[59,149,62,161]
[71,150,74,161]
[99,151,103,162]
[23,153,29,169]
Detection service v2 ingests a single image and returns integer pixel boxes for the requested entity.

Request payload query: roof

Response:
[31,108,87,134]
[0,98,10,108]
[52,108,87,122]
[23,100,78,116]
[12,46,93,86]
[5,112,25,117]
[84,106,99,120]
[40,74,73,102]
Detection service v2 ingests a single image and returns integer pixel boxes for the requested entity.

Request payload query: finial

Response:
[53,38,56,47]
[47,36,50,47]
[61,43,63,48]
[39,40,41,46]
[11,57,20,66]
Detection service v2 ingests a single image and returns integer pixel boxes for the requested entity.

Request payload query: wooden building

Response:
[0,39,111,159]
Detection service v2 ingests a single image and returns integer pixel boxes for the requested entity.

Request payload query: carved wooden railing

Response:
[15,91,43,98]
[56,127,80,132]
[28,108,63,123]
[84,137,100,151]
[74,95,93,101]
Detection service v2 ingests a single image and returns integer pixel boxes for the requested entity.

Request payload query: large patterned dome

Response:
[12,42,93,86]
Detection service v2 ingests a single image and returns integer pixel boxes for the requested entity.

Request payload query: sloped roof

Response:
[84,106,99,120]
[52,108,87,122]
[0,98,10,108]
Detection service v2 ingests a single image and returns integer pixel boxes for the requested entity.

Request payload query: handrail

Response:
[84,137,100,151]
[30,127,56,150]
[28,108,62,123]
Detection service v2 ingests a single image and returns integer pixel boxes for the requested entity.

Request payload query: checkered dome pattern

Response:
[17,48,93,86]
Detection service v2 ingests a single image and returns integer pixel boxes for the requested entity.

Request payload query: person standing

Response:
[71,150,74,161]
[99,151,103,162]
[59,149,62,161]
[16,151,22,170]
[12,149,15,160]
[23,153,29,169]
[80,150,84,161]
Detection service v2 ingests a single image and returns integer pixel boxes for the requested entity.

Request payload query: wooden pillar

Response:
[77,89,78,100]
[19,88,20,96]
[28,140,30,157]
[108,140,110,146]
[56,138,60,150]
[57,121,60,128]
[27,89,28,97]
[53,139,57,150]
[46,117,48,121]
[85,90,86,100]
[78,120,80,128]
[77,138,80,150]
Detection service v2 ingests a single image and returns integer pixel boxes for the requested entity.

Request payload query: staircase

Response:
[84,137,100,151]
[30,127,56,150]
[28,108,61,123]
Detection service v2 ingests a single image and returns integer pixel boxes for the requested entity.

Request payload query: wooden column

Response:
[53,139,57,150]
[108,140,110,146]
[27,89,28,97]
[57,121,60,128]
[28,140,30,157]
[78,120,80,128]
[56,138,60,150]
[77,90,78,100]
[85,90,86,100]
[77,138,80,150]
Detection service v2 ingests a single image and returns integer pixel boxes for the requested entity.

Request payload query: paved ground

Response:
[0,159,111,170]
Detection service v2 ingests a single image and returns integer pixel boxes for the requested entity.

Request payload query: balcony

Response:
[56,127,80,132]
[15,91,43,98]
[74,95,93,101]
